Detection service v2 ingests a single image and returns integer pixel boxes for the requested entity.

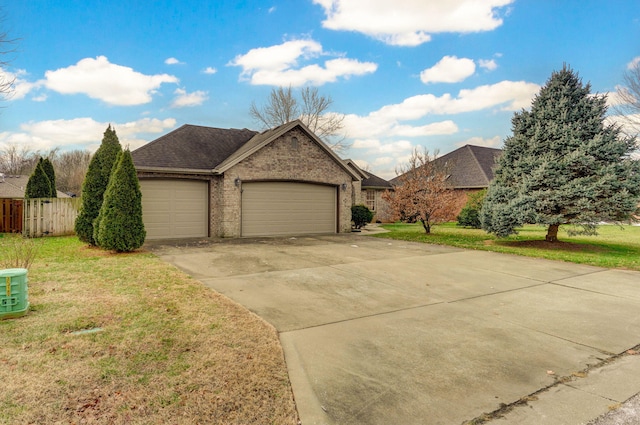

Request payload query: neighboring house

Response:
[0,175,70,199]
[389,144,502,217]
[132,120,360,240]
[344,160,394,222]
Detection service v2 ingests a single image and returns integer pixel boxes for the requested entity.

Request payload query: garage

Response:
[241,182,336,237]
[140,179,208,239]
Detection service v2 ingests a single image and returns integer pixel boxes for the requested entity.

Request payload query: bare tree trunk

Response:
[546,224,559,242]
[421,219,431,234]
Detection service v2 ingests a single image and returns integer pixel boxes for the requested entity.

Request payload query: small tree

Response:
[24,159,51,199]
[40,157,56,197]
[351,205,373,229]
[481,66,640,241]
[95,149,146,252]
[75,125,122,245]
[383,148,457,234]
[457,189,486,228]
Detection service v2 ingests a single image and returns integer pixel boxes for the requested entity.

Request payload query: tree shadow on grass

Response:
[489,239,608,253]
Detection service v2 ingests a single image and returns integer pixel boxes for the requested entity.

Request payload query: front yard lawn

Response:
[0,236,298,424]
[375,222,640,271]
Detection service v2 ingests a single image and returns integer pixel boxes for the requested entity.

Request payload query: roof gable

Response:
[132,124,258,172]
[389,145,502,189]
[215,120,360,180]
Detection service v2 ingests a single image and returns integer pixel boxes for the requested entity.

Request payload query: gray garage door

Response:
[241,182,336,237]
[139,179,208,239]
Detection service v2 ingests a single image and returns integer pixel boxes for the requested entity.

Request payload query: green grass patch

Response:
[375,222,640,270]
[0,236,298,425]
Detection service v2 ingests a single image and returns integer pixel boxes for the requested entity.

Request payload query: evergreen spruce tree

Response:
[25,159,52,199]
[74,125,122,245]
[481,66,640,241]
[41,157,57,197]
[95,149,146,252]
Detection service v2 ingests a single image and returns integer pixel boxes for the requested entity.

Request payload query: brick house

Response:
[344,160,394,222]
[389,144,502,219]
[132,120,360,239]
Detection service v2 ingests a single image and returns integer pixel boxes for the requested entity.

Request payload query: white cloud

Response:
[0,117,177,152]
[420,56,476,84]
[44,56,179,105]
[165,57,183,65]
[456,135,502,148]
[353,139,381,149]
[228,39,377,86]
[478,59,498,71]
[314,0,515,46]
[342,80,538,141]
[32,94,48,102]
[203,67,218,74]
[0,69,42,100]
[627,56,640,70]
[171,88,209,108]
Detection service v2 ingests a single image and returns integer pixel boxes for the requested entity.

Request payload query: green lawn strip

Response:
[0,236,298,425]
[374,223,640,271]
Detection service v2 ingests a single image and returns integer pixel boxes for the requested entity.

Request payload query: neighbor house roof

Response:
[133,120,360,180]
[361,172,393,190]
[390,145,502,189]
[0,175,71,198]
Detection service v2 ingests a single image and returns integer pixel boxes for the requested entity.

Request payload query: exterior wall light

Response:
[341,183,347,191]
[234,177,241,187]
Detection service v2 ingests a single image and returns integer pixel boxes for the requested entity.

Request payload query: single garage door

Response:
[140,179,208,239]
[242,182,336,237]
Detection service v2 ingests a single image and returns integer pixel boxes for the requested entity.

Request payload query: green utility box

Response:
[0,268,29,319]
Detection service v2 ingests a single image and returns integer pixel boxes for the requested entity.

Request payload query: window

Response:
[366,190,376,211]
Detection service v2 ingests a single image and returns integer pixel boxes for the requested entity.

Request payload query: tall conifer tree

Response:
[75,125,122,245]
[481,66,640,241]
[95,149,146,252]
[25,159,51,199]
[41,157,57,197]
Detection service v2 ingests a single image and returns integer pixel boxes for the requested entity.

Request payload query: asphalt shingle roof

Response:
[361,172,392,189]
[390,144,502,189]
[0,175,70,198]
[131,124,258,170]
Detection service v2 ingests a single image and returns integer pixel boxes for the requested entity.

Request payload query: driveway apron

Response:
[150,235,640,425]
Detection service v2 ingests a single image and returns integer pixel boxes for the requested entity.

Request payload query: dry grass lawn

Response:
[0,236,299,424]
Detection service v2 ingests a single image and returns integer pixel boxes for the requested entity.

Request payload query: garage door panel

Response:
[242,182,336,237]
[140,179,208,239]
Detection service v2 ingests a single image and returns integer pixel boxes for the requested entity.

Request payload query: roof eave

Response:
[135,166,218,175]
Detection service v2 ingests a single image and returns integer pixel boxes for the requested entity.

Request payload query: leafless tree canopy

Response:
[0,145,91,195]
[1,16,17,100]
[613,61,640,137]
[250,86,349,153]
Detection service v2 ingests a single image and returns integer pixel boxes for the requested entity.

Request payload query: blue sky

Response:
[1,0,639,178]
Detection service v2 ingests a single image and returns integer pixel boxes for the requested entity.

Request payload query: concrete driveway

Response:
[149,234,640,425]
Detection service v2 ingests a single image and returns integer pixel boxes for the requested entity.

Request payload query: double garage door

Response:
[241,182,337,237]
[140,179,337,239]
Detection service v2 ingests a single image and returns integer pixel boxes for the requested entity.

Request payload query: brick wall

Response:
[222,128,354,237]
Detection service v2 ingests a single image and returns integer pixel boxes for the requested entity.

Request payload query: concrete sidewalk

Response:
[149,234,640,425]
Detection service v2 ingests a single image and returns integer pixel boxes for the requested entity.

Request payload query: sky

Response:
[1,0,639,179]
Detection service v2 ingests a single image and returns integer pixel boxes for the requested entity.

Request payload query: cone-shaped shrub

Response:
[75,125,122,245]
[95,149,146,252]
[25,159,52,199]
[41,157,57,197]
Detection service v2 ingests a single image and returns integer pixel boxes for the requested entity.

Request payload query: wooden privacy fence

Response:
[0,199,24,233]
[22,198,82,237]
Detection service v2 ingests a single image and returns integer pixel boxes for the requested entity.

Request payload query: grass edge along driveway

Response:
[0,236,299,425]
[375,222,640,271]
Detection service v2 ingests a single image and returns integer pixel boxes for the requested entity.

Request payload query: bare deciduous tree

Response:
[383,148,457,234]
[250,86,349,153]
[49,149,92,195]
[1,15,17,100]
[613,60,640,137]
[0,144,39,175]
